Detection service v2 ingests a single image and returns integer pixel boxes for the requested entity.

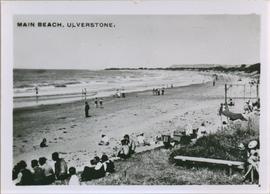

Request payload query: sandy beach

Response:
[13,72,255,172]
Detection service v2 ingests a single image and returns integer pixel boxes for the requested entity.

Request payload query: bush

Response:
[170,123,259,162]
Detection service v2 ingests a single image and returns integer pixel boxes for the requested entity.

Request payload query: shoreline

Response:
[13,70,214,109]
[13,81,209,111]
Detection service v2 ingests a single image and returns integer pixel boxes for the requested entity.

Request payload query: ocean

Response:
[13,69,212,108]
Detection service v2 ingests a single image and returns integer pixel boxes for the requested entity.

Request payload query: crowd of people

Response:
[152,87,165,96]
[12,152,115,186]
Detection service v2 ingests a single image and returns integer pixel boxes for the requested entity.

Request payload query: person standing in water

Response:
[85,101,90,118]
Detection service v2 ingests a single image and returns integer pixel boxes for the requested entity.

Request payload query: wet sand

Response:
[13,72,254,171]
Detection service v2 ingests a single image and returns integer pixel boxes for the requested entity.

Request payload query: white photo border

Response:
[1,0,270,194]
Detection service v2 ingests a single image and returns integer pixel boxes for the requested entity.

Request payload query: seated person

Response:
[94,156,106,179]
[117,139,130,159]
[68,167,80,185]
[14,160,34,185]
[190,128,198,139]
[31,159,45,185]
[124,134,136,154]
[197,123,207,139]
[80,159,96,182]
[98,134,109,146]
[101,154,115,174]
[228,98,234,106]
[137,133,150,146]
[38,157,55,185]
[40,138,48,148]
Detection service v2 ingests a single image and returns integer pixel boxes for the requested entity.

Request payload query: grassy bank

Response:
[82,146,243,185]
[81,116,259,185]
[170,119,259,162]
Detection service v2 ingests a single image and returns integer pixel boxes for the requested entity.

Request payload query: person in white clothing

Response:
[68,167,80,185]
[197,122,207,138]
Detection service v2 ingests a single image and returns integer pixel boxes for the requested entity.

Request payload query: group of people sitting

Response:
[12,152,115,186]
[80,154,115,182]
[152,87,165,96]
[13,152,68,185]
[162,122,208,148]
[244,99,260,113]
[117,134,137,159]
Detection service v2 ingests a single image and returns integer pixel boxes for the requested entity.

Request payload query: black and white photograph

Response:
[1,1,270,194]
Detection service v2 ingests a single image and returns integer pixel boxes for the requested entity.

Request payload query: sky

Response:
[14,15,260,70]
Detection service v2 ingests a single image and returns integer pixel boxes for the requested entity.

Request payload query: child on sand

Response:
[68,167,80,185]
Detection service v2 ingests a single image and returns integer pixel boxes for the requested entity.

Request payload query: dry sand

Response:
[13,72,256,171]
